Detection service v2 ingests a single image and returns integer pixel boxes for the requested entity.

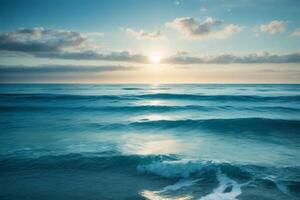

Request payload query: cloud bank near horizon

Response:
[0,64,136,83]
[1,27,300,65]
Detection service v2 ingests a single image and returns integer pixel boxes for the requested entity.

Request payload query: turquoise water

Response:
[0,84,300,199]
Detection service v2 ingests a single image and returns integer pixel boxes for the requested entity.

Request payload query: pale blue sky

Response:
[0,0,300,83]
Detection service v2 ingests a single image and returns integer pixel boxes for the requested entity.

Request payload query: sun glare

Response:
[149,54,161,64]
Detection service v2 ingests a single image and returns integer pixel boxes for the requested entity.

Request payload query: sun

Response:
[149,54,161,64]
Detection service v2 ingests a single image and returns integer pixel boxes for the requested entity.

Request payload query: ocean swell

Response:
[0,153,299,199]
[1,93,300,102]
[95,118,300,135]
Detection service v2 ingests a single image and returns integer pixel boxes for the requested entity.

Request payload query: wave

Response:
[0,93,128,101]
[137,93,300,102]
[1,152,297,179]
[0,105,217,112]
[95,118,300,134]
[122,87,143,90]
[252,106,300,112]
[1,153,299,198]
[142,176,240,200]
[1,93,300,102]
[2,104,300,114]
[138,157,300,198]
[0,152,173,172]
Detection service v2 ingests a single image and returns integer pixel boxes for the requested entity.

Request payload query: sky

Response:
[0,0,300,83]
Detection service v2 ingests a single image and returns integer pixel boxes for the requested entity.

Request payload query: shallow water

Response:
[0,84,300,199]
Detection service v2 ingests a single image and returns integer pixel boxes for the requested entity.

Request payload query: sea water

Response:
[0,84,299,199]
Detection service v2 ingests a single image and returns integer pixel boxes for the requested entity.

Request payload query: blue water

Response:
[0,84,300,200]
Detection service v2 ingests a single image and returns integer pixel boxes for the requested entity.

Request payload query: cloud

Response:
[0,64,136,83]
[174,1,180,6]
[1,28,299,65]
[291,28,300,37]
[0,28,148,63]
[34,50,148,63]
[126,28,165,40]
[258,69,300,73]
[0,64,135,74]
[162,51,300,64]
[213,24,244,39]
[200,7,207,12]
[82,32,104,37]
[42,51,300,64]
[0,27,92,52]
[166,17,243,39]
[166,17,221,37]
[260,20,286,34]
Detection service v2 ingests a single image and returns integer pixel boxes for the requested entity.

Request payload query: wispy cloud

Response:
[163,51,300,64]
[174,1,180,6]
[166,17,243,39]
[291,28,300,37]
[45,51,300,64]
[82,32,104,37]
[126,28,165,40]
[34,50,148,63]
[260,20,286,34]
[200,7,207,12]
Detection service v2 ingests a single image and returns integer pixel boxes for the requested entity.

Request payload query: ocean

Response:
[0,84,299,200]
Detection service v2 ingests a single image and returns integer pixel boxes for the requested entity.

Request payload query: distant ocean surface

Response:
[0,84,300,200]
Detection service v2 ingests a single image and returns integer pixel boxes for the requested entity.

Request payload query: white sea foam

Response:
[138,159,249,199]
[161,178,201,192]
[140,178,199,200]
[138,160,250,200]
[199,170,249,200]
[141,190,192,200]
